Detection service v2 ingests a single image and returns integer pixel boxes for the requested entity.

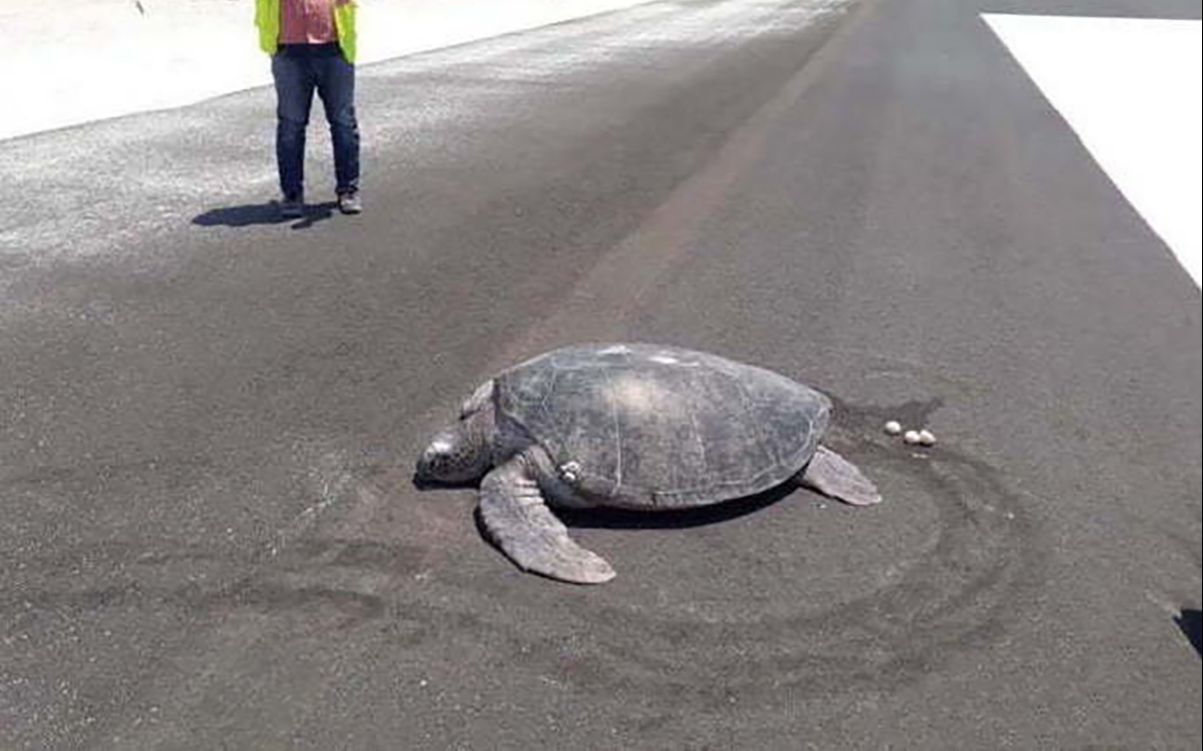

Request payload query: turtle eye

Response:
[417,445,450,480]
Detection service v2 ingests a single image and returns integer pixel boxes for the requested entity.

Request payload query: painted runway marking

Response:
[984,14,1202,288]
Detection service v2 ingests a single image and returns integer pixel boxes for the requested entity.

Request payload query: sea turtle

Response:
[415,344,881,584]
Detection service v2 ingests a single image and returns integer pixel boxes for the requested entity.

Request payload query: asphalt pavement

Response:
[1,0,1200,748]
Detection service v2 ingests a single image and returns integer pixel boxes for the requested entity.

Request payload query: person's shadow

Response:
[1176,608,1202,658]
[192,201,338,230]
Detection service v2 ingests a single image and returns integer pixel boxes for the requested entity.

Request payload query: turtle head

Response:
[415,408,493,486]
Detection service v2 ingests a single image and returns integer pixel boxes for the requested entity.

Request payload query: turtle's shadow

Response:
[560,484,800,529]
[414,470,802,530]
[454,482,798,532]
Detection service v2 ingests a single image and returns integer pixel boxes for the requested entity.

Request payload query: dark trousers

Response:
[271,44,360,199]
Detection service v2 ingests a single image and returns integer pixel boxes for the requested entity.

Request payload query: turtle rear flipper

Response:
[797,446,882,506]
[478,456,616,584]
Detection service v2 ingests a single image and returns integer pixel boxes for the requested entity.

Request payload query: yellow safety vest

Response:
[255,0,357,63]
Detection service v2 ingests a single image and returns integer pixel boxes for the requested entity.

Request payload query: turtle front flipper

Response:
[478,455,616,584]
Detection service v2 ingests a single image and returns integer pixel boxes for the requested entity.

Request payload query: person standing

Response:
[255,0,362,218]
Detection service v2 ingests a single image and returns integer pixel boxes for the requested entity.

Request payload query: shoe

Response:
[337,191,363,215]
[280,194,304,219]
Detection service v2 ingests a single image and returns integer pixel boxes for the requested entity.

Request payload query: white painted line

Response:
[983,14,1202,288]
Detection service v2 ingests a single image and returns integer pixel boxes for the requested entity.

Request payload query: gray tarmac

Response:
[1,0,1200,748]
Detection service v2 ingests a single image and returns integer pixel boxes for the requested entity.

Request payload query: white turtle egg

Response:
[884,420,902,435]
[918,429,937,446]
[903,430,922,445]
